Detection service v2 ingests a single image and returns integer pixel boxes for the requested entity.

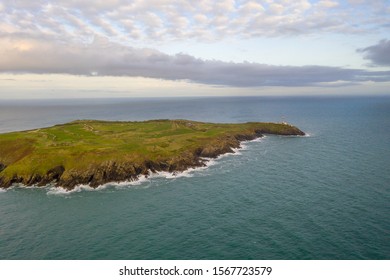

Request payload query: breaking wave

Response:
[46,175,151,195]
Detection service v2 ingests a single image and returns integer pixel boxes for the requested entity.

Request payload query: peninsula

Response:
[0,119,304,190]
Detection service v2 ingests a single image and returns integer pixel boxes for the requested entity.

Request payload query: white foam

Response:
[249,136,266,142]
[4,185,16,191]
[216,151,237,159]
[9,183,48,191]
[232,147,243,155]
[109,175,150,188]
[46,176,151,195]
[2,176,148,196]
[46,186,73,195]
[239,143,248,150]
[204,158,217,167]
[22,185,42,189]
[152,170,194,179]
[46,184,99,195]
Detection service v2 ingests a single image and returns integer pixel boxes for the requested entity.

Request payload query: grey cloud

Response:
[1,36,389,87]
[358,39,390,66]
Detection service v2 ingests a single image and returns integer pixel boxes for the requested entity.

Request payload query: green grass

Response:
[0,119,304,186]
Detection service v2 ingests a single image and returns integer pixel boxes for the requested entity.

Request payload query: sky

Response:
[0,0,389,99]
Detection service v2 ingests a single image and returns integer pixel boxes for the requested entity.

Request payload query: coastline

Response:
[2,135,262,195]
[0,120,305,190]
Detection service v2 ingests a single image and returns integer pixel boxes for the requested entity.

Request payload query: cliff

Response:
[0,119,304,190]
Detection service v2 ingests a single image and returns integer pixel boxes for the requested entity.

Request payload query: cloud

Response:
[317,1,339,8]
[1,1,389,89]
[1,0,389,43]
[1,35,389,87]
[358,39,390,66]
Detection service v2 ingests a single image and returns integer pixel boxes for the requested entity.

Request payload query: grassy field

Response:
[0,119,304,188]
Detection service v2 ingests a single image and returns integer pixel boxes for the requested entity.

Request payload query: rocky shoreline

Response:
[0,120,304,190]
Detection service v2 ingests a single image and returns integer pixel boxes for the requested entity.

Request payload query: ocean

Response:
[0,96,389,259]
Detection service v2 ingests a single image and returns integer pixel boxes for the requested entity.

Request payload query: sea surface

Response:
[0,96,389,259]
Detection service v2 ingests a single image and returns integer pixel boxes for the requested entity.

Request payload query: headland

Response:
[0,119,304,190]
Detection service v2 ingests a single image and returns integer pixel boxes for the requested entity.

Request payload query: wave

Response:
[3,184,43,191]
[46,175,152,195]
[110,175,150,187]
[250,135,267,142]
[47,184,104,195]
[0,188,7,193]
[151,170,194,179]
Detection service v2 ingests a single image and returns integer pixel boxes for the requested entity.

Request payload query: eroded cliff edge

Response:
[0,119,304,190]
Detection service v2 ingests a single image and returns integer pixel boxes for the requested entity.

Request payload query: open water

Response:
[0,96,389,259]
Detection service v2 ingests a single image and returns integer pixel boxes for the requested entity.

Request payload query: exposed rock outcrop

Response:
[0,163,6,173]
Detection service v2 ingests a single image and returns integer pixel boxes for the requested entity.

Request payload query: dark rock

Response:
[0,177,11,189]
[144,160,159,172]
[9,175,23,186]
[0,163,6,173]
[234,133,260,141]
[27,174,42,185]
[47,165,65,180]
[199,136,240,158]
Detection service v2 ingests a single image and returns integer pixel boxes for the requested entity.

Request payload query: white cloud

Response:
[239,1,265,14]
[1,0,388,44]
[317,1,339,8]
[214,0,236,14]
[347,0,365,4]
[269,3,285,14]
[194,14,208,24]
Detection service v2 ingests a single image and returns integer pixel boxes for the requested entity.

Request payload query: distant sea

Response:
[0,96,389,259]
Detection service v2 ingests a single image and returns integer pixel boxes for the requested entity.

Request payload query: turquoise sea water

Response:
[0,96,389,259]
